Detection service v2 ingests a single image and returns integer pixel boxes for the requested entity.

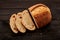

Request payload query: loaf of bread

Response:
[29,4,52,28]
[9,4,52,33]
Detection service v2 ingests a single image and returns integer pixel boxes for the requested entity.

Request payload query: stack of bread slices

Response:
[9,4,52,33]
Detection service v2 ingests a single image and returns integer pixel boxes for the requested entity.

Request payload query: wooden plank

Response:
[0,0,60,2]
[0,0,60,40]
[0,8,25,15]
[0,0,60,8]
[0,8,25,21]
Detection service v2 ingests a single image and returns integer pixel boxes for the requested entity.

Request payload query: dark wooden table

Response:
[0,0,60,40]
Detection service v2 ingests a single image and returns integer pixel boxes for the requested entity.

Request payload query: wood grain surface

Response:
[0,0,60,40]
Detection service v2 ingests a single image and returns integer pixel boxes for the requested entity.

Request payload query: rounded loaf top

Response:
[29,4,52,28]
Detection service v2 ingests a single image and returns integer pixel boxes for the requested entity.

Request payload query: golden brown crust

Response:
[34,11,52,28]
[29,4,52,28]
[29,4,47,12]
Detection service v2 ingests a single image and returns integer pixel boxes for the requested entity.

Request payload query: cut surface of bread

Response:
[9,14,18,33]
[22,10,36,31]
[15,12,26,33]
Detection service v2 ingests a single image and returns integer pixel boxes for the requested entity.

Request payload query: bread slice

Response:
[15,12,26,33]
[22,10,36,31]
[9,14,18,33]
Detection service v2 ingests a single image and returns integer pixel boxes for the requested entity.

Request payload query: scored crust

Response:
[22,10,36,31]
[9,14,18,33]
[15,12,26,33]
[29,4,52,28]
